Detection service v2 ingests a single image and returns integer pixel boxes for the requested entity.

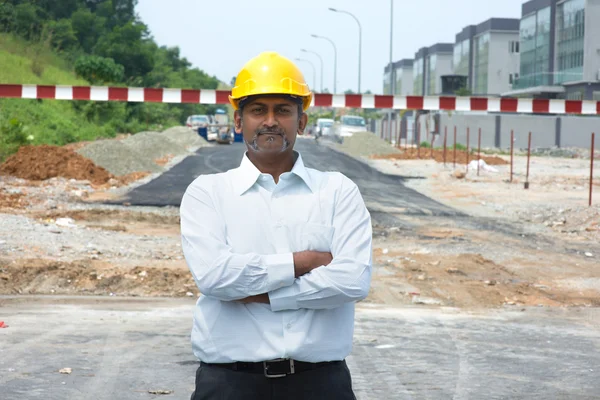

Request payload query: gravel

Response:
[121,131,187,161]
[159,126,209,149]
[75,126,210,177]
[333,131,400,159]
[77,140,164,176]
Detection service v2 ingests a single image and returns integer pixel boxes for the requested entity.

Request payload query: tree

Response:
[71,7,106,54]
[0,3,16,33]
[43,19,78,51]
[75,55,125,84]
[94,21,155,80]
[13,3,42,40]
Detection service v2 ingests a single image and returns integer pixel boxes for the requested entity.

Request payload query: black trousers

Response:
[191,360,357,400]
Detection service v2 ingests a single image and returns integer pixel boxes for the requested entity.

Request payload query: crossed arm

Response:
[180,176,373,311]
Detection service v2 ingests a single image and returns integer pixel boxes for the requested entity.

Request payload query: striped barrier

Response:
[1,84,599,115]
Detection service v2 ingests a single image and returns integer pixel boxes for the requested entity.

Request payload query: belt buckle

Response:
[263,358,295,378]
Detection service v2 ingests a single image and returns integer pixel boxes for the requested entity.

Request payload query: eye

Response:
[250,107,264,114]
[277,108,292,115]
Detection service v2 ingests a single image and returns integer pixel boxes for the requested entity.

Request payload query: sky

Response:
[136,0,525,94]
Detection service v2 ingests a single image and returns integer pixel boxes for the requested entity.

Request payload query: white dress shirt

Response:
[180,151,372,363]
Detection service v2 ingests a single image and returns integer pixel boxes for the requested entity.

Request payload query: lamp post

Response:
[311,34,337,94]
[328,7,362,93]
[301,48,324,92]
[295,58,317,91]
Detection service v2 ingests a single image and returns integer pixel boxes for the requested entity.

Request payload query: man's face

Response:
[234,96,307,156]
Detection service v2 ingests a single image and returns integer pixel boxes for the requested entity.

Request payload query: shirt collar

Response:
[235,151,314,195]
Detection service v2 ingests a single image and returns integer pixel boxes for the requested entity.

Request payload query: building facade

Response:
[413,43,453,96]
[383,59,414,95]
[504,0,600,100]
[453,18,521,96]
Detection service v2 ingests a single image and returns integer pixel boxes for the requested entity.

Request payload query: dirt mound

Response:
[0,145,112,185]
[0,258,196,297]
[371,148,508,165]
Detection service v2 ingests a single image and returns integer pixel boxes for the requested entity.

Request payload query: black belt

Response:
[202,358,343,378]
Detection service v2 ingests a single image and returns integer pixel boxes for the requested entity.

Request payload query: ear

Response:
[297,112,308,136]
[234,110,242,134]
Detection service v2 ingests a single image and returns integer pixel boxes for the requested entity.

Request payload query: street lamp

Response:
[311,34,337,94]
[301,49,324,92]
[328,7,362,94]
[295,58,316,91]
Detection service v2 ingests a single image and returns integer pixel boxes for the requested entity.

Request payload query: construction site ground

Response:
[1,135,598,309]
[1,130,599,399]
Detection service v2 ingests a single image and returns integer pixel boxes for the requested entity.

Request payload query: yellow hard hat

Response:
[229,51,313,111]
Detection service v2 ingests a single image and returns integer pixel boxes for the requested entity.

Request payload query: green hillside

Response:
[0,0,221,162]
[0,34,119,161]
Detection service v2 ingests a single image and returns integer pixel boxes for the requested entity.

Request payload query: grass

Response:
[0,33,117,162]
[0,34,85,85]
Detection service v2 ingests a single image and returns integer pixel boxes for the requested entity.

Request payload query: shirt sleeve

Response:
[180,177,295,301]
[268,176,372,311]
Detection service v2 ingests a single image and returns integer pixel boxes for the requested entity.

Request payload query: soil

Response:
[0,190,29,209]
[0,145,112,185]
[371,148,509,165]
[0,258,195,297]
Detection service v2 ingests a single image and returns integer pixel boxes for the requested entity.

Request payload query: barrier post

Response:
[590,133,595,207]
[510,130,514,183]
[478,128,482,176]
[466,127,470,174]
[453,126,457,169]
[525,131,532,189]
[443,126,447,166]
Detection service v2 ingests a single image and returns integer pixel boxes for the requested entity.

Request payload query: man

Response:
[180,51,372,400]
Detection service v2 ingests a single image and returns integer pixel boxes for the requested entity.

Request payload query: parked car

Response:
[185,115,210,130]
[315,118,334,137]
[334,115,366,137]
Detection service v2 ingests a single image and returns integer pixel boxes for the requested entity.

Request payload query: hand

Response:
[293,251,333,278]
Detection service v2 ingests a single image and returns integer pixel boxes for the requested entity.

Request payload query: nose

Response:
[263,110,278,128]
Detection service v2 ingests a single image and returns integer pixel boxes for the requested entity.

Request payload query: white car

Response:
[186,115,210,130]
[315,118,334,137]
[336,115,366,137]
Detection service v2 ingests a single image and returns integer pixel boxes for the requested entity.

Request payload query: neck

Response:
[247,151,296,183]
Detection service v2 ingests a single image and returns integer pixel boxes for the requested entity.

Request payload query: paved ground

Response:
[1,296,599,400]
[119,139,458,218]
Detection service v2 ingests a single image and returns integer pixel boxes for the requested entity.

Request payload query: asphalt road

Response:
[1,296,599,400]
[119,138,459,218]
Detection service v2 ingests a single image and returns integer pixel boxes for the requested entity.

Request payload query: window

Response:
[555,0,585,84]
[473,32,490,94]
[509,74,513,84]
[593,91,600,101]
[509,41,520,53]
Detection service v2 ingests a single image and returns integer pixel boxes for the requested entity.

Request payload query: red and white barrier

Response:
[1,84,599,115]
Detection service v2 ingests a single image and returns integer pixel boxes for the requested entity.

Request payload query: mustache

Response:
[256,127,285,135]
